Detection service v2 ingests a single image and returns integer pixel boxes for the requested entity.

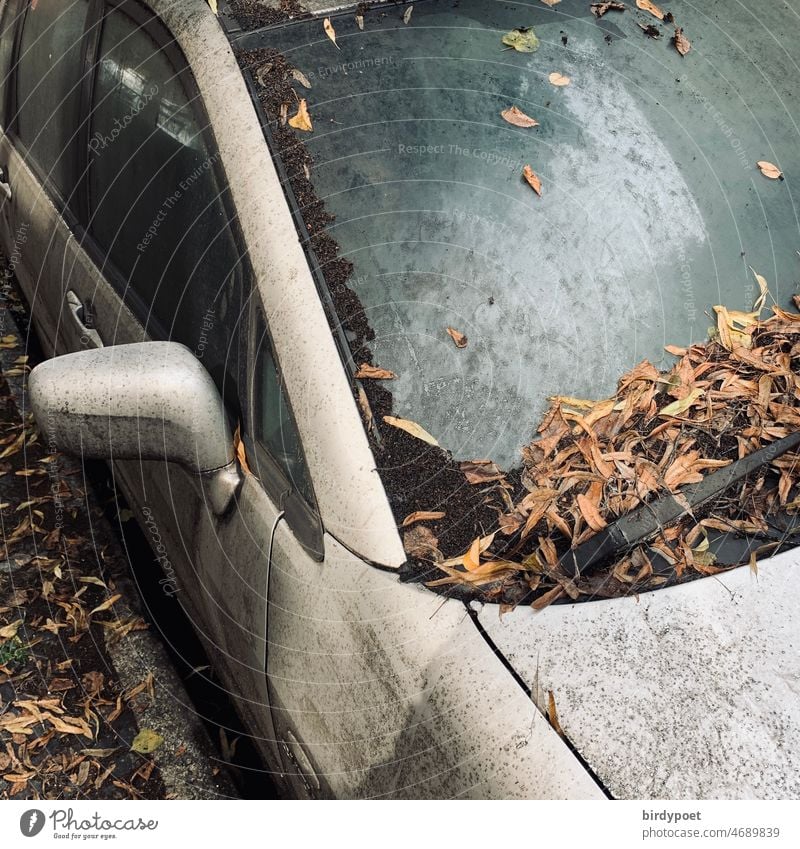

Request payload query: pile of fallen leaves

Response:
[404,280,800,608]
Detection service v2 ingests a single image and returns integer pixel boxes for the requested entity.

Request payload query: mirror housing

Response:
[29,342,241,512]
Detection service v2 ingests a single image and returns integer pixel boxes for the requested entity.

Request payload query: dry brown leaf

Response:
[636,0,664,19]
[291,68,312,88]
[548,690,564,734]
[323,17,339,49]
[532,585,564,610]
[355,363,396,380]
[401,511,446,529]
[403,525,440,559]
[500,105,539,128]
[548,72,571,87]
[0,619,23,639]
[522,165,543,196]
[673,27,691,56]
[576,493,607,532]
[591,2,626,17]
[383,416,439,446]
[463,537,482,572]
[446,327,468,347]
[460,459,506,485]
[288,99,313,132]
[757,160,783,180]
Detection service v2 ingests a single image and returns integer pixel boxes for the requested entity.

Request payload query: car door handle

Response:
[66,290,103,348]
[0,166,11,200]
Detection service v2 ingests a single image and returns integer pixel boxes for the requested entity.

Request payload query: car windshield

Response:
[228,0,800,603]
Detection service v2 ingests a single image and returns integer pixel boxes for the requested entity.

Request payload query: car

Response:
[1,0,798,799]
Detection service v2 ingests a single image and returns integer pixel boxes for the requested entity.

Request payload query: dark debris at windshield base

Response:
[230,4,800,609]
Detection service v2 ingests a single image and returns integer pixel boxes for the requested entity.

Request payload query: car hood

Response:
[476,547,800,799]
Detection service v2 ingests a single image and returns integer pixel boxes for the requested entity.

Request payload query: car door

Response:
[0,0,96,355]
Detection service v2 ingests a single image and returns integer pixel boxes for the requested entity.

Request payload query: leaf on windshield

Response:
[757,160,783,180]
[636,0,664,19]
[673,27,691,56]
[401,511,446,527]
[522,164,543,196]
[288,99,313,132]
[403,5,413,24]
[638,22,660,37]
[291,69,312,88]
[591,2,626,16]
[323,17,339,49]
[207,0,218,15]
[501,105,539,127]
[502,27,540,53]
[548,71,571,86]
[355,363,396,380]
[460,459,506,485]
[540,0,561,6]
[446,326,468,347]
[355,14,364,30]
[383,415,439,446]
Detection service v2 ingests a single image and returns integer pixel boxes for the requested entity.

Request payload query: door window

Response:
[87,4,245,396]
[13,0,90,204]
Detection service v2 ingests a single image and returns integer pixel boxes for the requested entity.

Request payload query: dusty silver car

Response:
[2,0,799,798]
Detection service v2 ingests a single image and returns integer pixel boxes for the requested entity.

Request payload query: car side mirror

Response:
[29,341,242,514]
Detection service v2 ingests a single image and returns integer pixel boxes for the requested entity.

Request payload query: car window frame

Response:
[245,299,324,561]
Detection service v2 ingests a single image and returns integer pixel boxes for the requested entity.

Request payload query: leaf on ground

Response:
[460,459,506,484]
[591,2,626,17]
[522,164,543,196]
[130,728,164,755]
[502,27,540,53]
[757,160,783,180]
[288,99,313,132]
[636,0,664,19]
[401,511,446,527]
[659,388,703,417]
[446,327,468,347]
[0,619,23,639]
[89,593,122,616]
[383,415,439,446]
[323,17,339,49]
[355,363,396,379]
[463,537,482,571]
[291,69,312,88]
[403,5,413,24]
[548,71,571,86]
[501,105,539,127]
[673,27,691,56]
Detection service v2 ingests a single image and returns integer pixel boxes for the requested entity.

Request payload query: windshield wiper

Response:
[560,430,800,579]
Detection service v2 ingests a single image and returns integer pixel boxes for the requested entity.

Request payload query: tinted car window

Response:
[254,317,314,505]
[88,6,244,395]
[14,0,89,203]
[0,0,21,126]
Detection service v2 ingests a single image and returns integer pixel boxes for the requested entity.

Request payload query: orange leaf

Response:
[522,165,542,196]
[355,363,396,379]
[401,511,446,527]
[500,105,539,128]
[446,327,468,348]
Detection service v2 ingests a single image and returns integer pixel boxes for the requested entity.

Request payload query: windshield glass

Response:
[229,0,800,603]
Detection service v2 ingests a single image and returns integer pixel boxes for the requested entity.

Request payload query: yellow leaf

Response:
[548,71,571,87]
[90,594,122,616]
[659,388,703,417]
[383,416,439,446]
[288,99,313,132]
[500,105,539,128]
[749,267,769,315]
[79,576,107,588]
[403,5,413,24]
[323,17,339,49]
[636,0,664,19]
[131,728,164,754]
[463,537,482,571]
[207,0,218,15]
